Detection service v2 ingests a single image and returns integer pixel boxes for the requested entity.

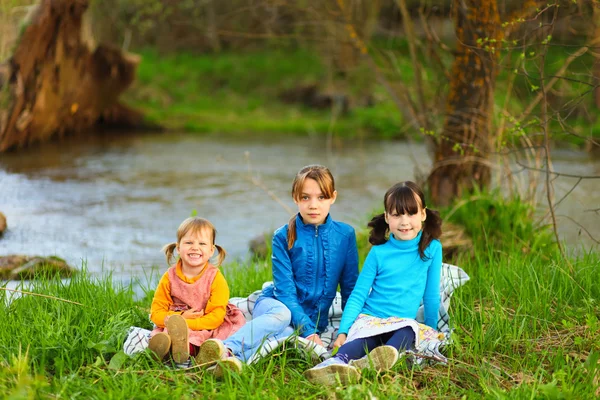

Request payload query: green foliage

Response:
[443,188,555,254]
[125,48,409,139]
[124,28,597,148]
[0,268,149,376]
[221,258,272,298]
[0,349,49,399]
[351,104,403,140]
[134,47,322,98]
[494,20,598,150]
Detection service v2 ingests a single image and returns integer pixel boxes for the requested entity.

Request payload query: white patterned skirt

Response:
[346,314,443,348]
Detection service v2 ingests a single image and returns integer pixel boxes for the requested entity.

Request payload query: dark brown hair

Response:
[287,165,336,249]
[368,181,442,259]
[162,217,226,267]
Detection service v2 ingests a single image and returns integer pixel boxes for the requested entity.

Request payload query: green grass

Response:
[124,47,408,139]
[1,195,599,399]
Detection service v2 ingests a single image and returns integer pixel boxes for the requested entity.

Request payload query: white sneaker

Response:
[304,357,360,386]
[349,345,399,371]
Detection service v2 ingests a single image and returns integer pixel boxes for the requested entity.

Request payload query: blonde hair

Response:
[287,165,336,249]
[162,217,227,267]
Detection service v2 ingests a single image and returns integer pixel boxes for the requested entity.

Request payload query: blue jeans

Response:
[223,296,294,362]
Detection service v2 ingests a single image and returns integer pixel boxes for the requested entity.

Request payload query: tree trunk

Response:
[428,0,502,206]
[593,1,600,109]
[318,0,381,81]
[0,0,144,153]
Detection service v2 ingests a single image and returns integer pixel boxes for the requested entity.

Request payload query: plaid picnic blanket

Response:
[124,263,469,366]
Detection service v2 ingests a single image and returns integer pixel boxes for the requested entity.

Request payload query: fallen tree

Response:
[0,0,148,152]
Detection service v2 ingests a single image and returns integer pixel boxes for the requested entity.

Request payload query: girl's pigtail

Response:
[368,213,389,245]
[286,214,297,250]
[214,244,227,267]
[419,208,443,258]
[424,208,442,239]
[162,242,177,266]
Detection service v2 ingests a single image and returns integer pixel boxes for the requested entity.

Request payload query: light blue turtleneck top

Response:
[338,230,442,334]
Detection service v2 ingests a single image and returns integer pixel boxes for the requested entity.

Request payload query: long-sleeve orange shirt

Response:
[150,263,230,331]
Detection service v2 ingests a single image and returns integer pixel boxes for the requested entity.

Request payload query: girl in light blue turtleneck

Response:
[305,181,443,386]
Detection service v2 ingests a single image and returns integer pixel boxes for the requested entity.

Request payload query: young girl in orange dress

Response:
[148,217,246,364]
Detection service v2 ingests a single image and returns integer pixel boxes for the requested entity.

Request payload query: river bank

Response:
[123,47,405,140]
[122,46,600,150]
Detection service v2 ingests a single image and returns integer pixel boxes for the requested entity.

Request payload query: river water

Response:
[0,131,598,283]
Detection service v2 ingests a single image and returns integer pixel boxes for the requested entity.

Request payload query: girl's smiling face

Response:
[385,194,426,241]
[177,228,215,270]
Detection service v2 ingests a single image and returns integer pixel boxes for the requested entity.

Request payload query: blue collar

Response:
[389,230,422,249]
[296,213,332,233]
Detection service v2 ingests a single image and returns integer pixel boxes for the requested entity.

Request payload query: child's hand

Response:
[333,334,347,349]
[181,307,204,319]
[305,333,324,347]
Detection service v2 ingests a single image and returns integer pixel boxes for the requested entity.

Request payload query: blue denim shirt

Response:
[262,213,359,337]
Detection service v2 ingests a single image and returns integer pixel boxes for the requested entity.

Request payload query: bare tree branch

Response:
[549,177,582,211]
[514,161,600,179]
[395,0,430,130]
[555,215,600,245]
[518,46,589,124]
[539,4,571,271]
[244,152,294,216]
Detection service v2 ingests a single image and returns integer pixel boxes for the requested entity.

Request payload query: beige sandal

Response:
[165,314,189,363]
[148,332,171,361]
[196,338,228,365]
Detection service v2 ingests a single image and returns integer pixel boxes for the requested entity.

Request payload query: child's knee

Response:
[264,301,292,326]
[273,306,291,326]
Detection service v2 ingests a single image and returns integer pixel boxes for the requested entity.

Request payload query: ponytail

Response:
[367,213,389,245]
[286,214,297,250]
[419,208,442,259]
[213,244,227,267]
[162,242,177,266]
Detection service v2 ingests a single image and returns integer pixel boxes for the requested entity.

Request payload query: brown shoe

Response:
[166,315,189,363]
[148,332,171,361]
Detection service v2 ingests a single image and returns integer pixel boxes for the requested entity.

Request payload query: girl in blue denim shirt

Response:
[197,165,359,376]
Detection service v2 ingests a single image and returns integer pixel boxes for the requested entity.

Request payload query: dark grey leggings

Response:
[334,326,415,363]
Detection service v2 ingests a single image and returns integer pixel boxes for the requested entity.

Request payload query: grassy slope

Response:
[124,47,405,140]
[1,194,598,399]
